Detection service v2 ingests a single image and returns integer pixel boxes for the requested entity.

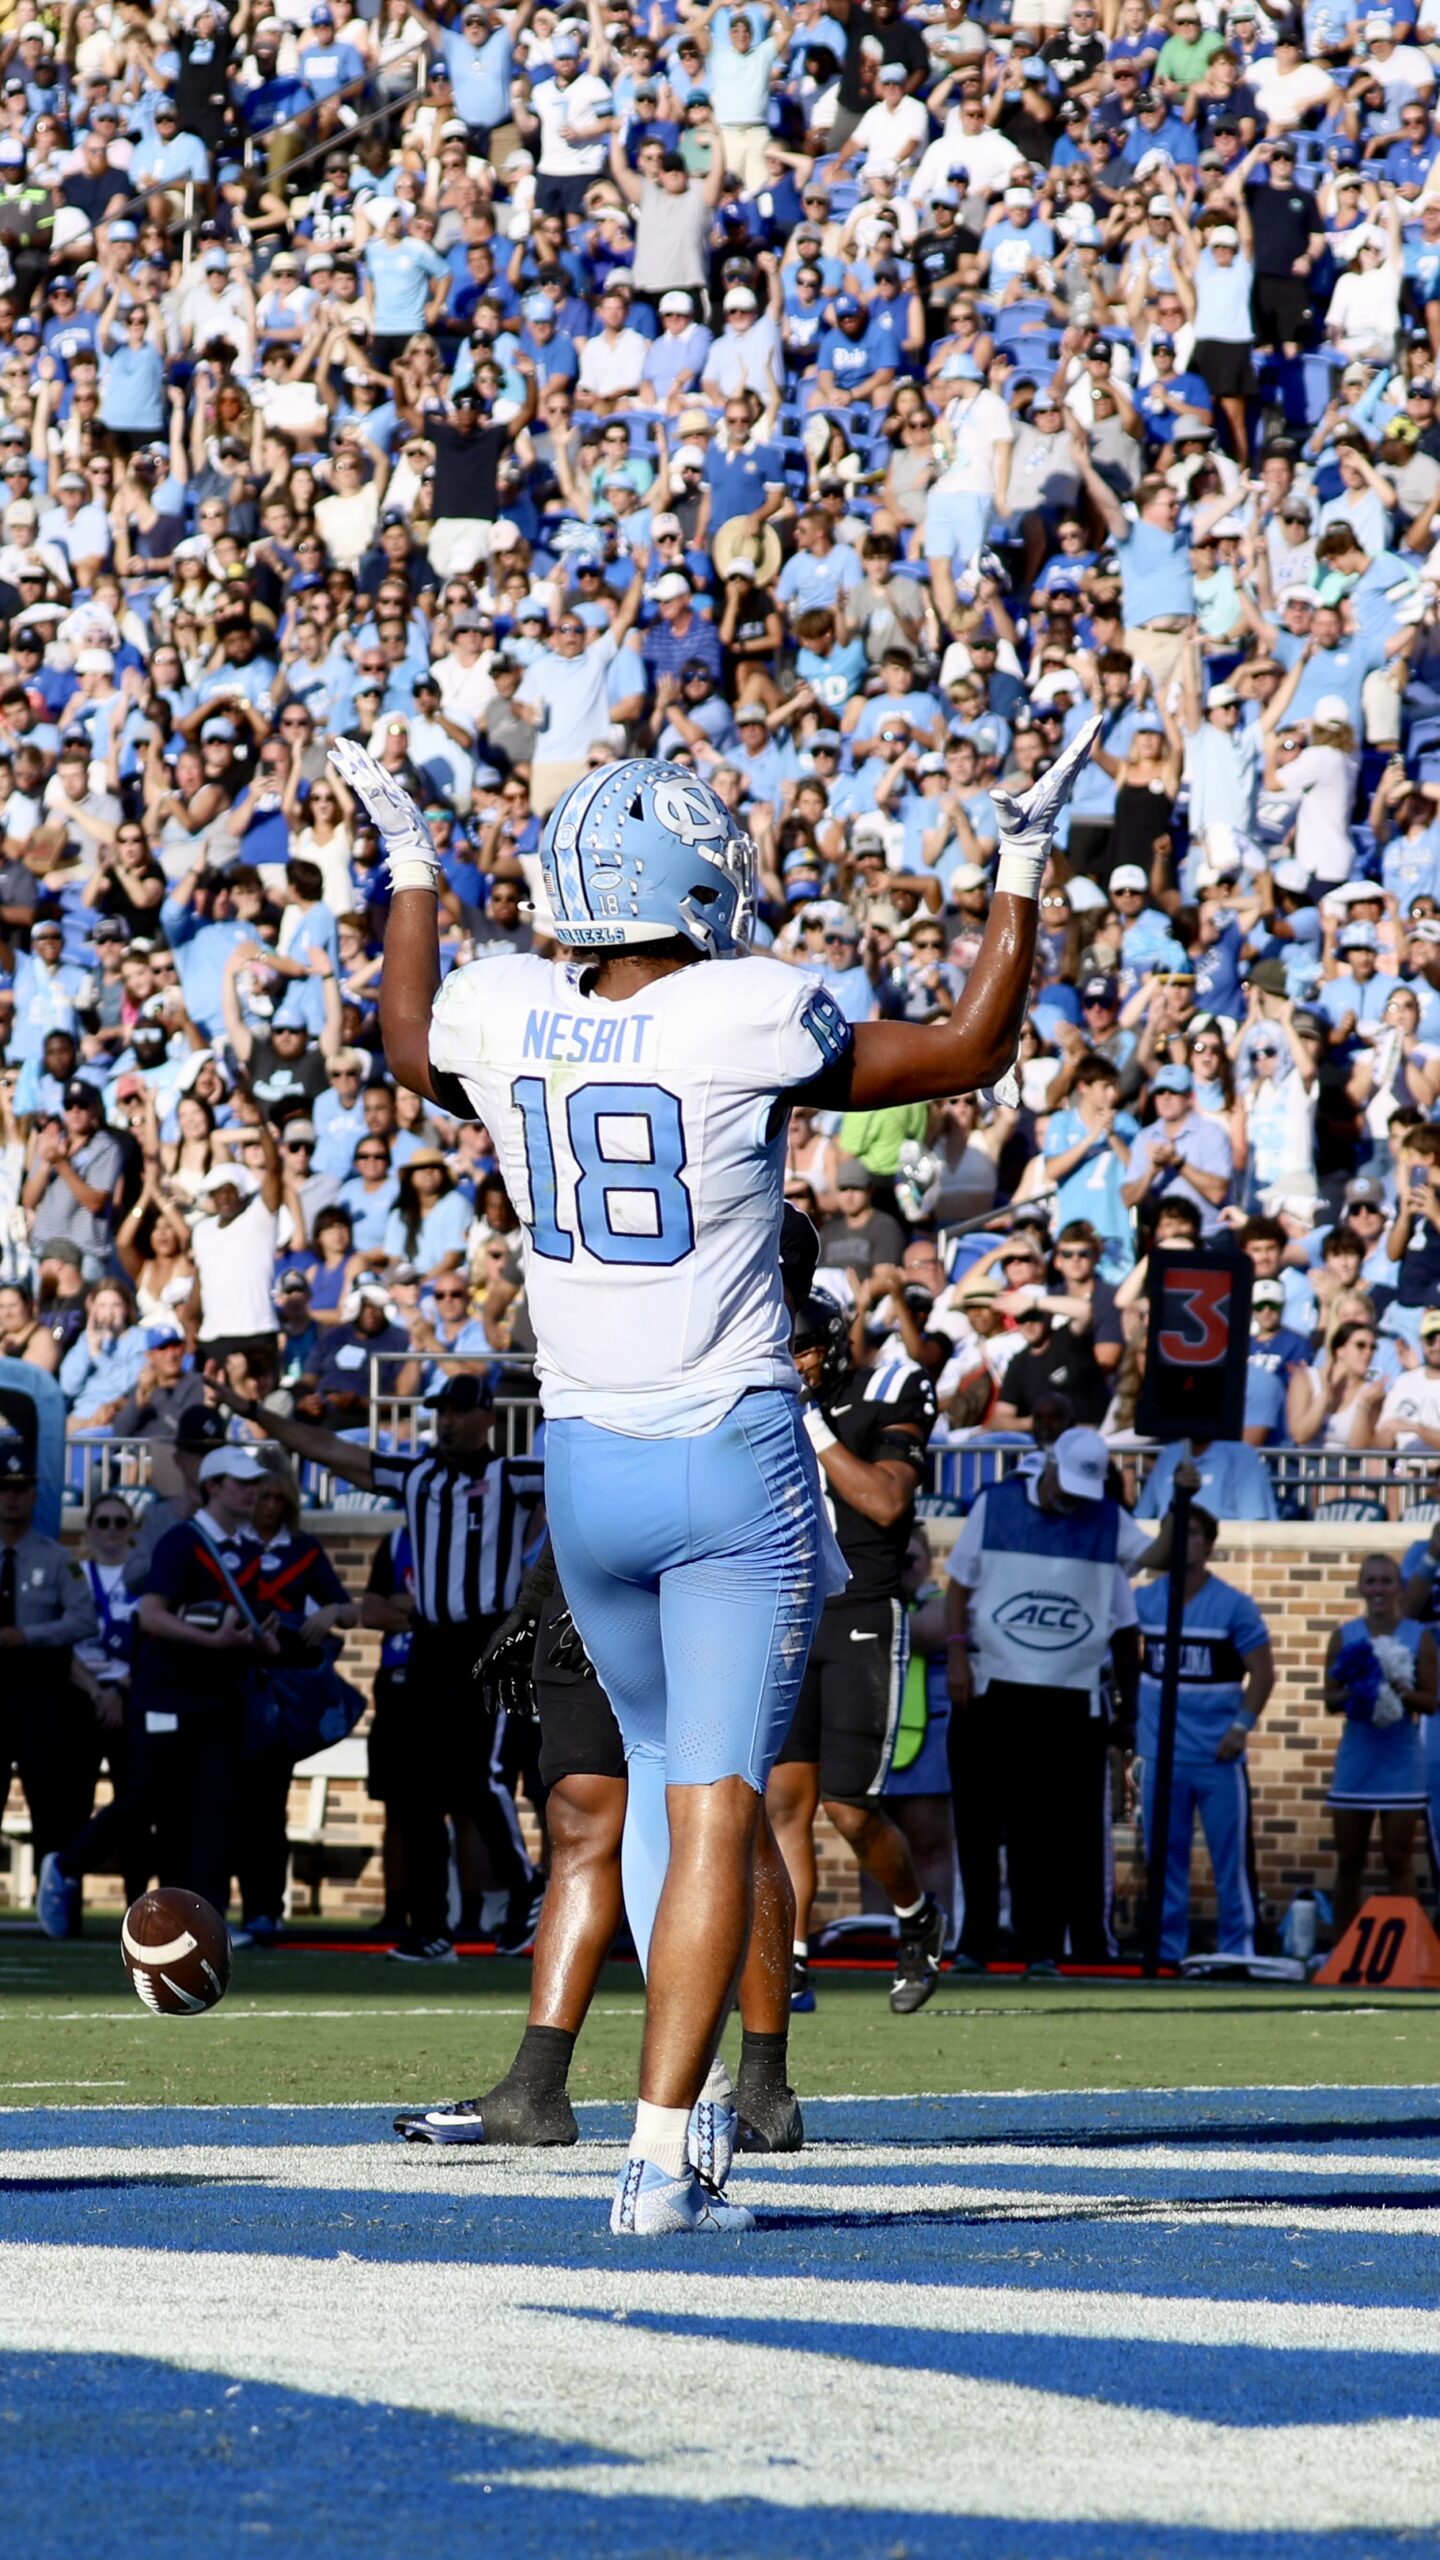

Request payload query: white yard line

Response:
[1,2236,1437,2531]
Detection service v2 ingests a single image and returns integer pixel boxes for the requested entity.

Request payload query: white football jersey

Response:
[429,950,852,1435]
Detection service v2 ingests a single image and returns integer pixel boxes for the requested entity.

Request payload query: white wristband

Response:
[804,1408,837,1454]
[995,849,1046,902]
[386,848,444,895]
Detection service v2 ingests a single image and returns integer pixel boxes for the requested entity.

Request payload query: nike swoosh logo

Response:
[831,1404,853,1416]
[849,1630,879,1643]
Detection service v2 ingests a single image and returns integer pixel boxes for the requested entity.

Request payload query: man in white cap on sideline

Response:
[943,1424,1173,1974]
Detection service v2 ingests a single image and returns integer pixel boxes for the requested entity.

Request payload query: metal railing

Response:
[240,53,428,196]
[57,1408,1440,1528]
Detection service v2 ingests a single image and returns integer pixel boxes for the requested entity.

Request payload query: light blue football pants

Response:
[545,1388,830,1968]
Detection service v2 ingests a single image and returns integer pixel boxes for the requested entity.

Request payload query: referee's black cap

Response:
[425,1373,495,1415]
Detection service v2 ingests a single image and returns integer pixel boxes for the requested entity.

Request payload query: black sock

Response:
[738,2027,790,2094]
[900,1892,935,1939]
[501,2024,576,2100]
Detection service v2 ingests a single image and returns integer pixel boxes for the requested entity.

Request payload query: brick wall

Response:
[5,1516,1429,1936]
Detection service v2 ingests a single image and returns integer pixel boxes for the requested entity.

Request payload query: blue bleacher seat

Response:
[994,301,1050,345]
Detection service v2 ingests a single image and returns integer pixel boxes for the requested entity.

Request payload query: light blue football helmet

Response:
[537,758,755,957]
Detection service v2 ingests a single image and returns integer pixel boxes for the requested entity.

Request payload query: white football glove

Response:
[329,737,441,894]
[992,708,1104,902]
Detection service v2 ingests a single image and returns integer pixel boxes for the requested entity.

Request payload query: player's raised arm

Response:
[330,739,450,1106]
[842,711,1102,1107]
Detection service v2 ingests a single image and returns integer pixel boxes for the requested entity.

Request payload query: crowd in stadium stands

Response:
[6,0,1440,1946]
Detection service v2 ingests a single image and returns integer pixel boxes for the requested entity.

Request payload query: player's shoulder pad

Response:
[689,949,806,1020]
[429,949,556,1071]
[877,1369,938,1441]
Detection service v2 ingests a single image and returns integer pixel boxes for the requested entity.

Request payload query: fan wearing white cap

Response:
[925,341,1018,638]
[1178,642,1262,851]
[639,291,714,409]
[509,554,646,816]
[1315,913,1401,1043]
[38,470,110,589]
[1167,198,1258,468]
[942,1426,1158,1970]
[834,58,929,178]
[300,1281,415,1429]
[700,283,784,423]
[190,1122,285,1369]
[1267,691,1363,890]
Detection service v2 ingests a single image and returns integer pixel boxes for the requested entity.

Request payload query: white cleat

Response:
[610,2157,756,2235]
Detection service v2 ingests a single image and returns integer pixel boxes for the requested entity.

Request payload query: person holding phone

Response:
[1386,1130,1440,1319]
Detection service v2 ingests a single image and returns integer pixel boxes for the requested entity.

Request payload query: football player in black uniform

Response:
[767,1294,947,2015]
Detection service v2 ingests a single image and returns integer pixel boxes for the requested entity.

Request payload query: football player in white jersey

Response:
[332,724,1099,2235]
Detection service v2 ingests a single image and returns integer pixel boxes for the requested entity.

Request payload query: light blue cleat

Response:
[610,2158,756,2235]
[36,1853,80,1941]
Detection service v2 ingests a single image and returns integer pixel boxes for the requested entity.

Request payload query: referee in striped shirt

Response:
[212,1371,544,1962]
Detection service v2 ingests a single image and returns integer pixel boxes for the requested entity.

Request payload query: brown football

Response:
[121,1888,231,2017]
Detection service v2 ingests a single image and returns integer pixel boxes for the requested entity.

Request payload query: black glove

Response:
[476,1606,540,1718]
[543,1601,592,1680]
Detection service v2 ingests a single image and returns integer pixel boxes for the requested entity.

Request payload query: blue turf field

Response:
[4,2089,1439,2558]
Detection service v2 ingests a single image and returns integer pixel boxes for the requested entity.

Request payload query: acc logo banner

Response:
[995,1589,1096,1652]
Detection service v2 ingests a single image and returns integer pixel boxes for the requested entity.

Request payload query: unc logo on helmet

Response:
[652,775,730,847]
[995,1590,1097,1652]
[538,758,755,959]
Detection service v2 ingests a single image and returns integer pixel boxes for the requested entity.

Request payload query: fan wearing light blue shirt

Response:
[383,1164,473,1277]
[978,187,1056,290]
[299,11,366,99]
[775,517,864,618]
[363,224,450,341]
[707,5,783,128]
[1136,1436,1278,1522]
[1316,923,1401,1038]
[1044,1060,1137,1275]
[441,7,514,133]
[1123,1061,1233,1236]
